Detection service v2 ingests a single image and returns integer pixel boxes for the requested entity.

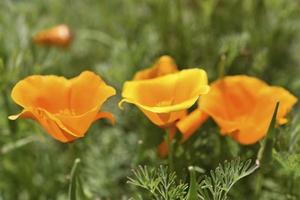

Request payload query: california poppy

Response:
[176,75,298,145]
[9,71,116,142]
[120,57,209,158]
[33,24,73,47]
[119,68,210,128]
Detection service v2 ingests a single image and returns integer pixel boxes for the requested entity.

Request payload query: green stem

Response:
[187,166,198,200]
[218,54,226,79]
[254,171,263,198]
[68,158,81,200]
[166,132,174,172]
[134,139,144,165]
[288,172,295,197]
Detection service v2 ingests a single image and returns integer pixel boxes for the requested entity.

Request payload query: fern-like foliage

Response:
[198,158,259,200]
[128,158,258,200]
[128,165,188,200]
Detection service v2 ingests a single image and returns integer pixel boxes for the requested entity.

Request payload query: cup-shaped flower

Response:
[33,24,73,47]
[133,55,178,80]
[176,75,298,144]
[119,69,210,127]
[9,71,116,142]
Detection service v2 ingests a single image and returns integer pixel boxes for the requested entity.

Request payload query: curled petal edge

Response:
[9,109,115,138]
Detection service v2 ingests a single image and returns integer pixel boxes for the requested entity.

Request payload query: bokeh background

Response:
[0,0,300,199]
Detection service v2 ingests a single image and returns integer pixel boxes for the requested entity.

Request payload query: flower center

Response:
[156,100,173,107]
[57,108,76,115]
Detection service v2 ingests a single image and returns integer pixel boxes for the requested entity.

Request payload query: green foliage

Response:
[128,165,188,200]
[198,159,259,200]
[68,158,86,200]
[82,127,139,198]
[257,102,279,168]
[128,158,258,200]
[186,167,198,200]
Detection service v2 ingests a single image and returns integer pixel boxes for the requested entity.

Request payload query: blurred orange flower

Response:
[133,55,178,80]
[119,68,210,128]
[177,75,298,145]
[33,24,73,47]
[9,71,116,142]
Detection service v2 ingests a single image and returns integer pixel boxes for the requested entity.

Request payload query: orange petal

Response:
[120,68,209,127]
[229,102,276,144]
[199,75,298,144]
[69,71,116,115]
[54,109,99,137]
[10,71,116,142]
[231,87,297,144]
[11,75,70,113]
[176,109,209,141]
[199,76,271,137]
[9,109,77,142]
[8,109,36,120]
[38,114,77,143]
[55,110,115,137]
[133,55,177,80]
[268,86,298,125]
[140,108,187,127]
[120,68,209,113]
[52,71,116,136]
[94,111,116,125]
[200,75,268,121]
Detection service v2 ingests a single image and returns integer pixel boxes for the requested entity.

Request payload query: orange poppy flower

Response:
[33,24,73,47]
[133,55,178,80]
[9,71,116,142]
[176,75,298,145]
[119,68,210,128]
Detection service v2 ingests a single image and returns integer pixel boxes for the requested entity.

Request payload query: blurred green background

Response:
[0,0,300,199]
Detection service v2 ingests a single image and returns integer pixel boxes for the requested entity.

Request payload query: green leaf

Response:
[198,158,259,200]
[68,158,86,200]
[0,58,3,72]
[0,58,4,88]
[127,165,188,200]
[186,166,198,200]
[257,102,280,167]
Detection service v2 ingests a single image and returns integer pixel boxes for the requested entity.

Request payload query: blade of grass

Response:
[257,102,280,167]
[187,166,198,200]
[68,158,81,200]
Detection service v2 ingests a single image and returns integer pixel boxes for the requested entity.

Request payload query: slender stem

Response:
[166,132,174,172]
[68,158,81,200]
[289,172,295,197]
[134,139,144,165]
[254,172,263,198]
[218,54,226,79]
[165,125,177,172]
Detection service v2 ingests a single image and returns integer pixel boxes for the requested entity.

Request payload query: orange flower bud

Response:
[33,24,73,47]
